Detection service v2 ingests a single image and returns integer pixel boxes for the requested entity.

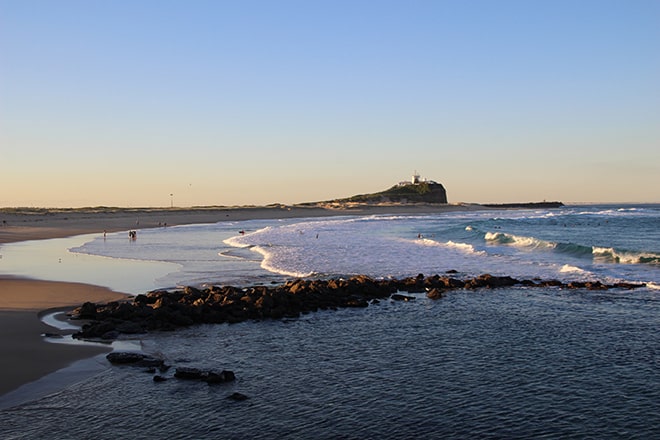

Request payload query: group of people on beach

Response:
[128,230,137,240]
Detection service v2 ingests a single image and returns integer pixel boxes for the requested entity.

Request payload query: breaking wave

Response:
[251,245,315,278]
[484,231,556,250]
[560,264,587,274]
[592,247,660,265]
[416,237,485,256]
[485,231,660,265]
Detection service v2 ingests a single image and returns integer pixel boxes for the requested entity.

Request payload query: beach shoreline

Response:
[0,277,130,398]
[0,203,486,244]
[0,203,486,402]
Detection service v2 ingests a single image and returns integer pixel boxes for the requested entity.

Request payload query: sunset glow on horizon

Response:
[1,0,659,207]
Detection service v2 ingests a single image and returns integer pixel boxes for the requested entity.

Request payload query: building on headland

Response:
[388,171,447,204]
[331,171,448,205]
[397,171,439,187]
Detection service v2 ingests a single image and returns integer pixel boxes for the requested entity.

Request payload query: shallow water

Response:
[1,287,658,439]
[0,234,178,294]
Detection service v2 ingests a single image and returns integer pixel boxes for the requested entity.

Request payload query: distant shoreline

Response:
[481,201,564,209]
[0,202,561,245]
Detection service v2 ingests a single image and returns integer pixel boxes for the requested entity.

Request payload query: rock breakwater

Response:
[71,274,645,340]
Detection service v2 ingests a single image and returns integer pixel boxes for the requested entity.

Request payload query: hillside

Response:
[331,182,448,204]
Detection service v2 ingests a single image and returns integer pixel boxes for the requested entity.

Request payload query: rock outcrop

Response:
[338,182,448,204]
[71,274,645,341]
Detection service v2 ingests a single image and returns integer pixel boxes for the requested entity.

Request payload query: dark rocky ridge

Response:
[328,182,448,204]
[70,274,645,340]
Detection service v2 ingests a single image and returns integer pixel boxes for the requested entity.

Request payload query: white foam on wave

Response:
[446,240,485,255]
[412,237,485,256]
[217,209,660,285]
[251,245,315,278]
[560,264,586,274]
[592,246,660,265]
[485,231,556,250]
[417,238,440,246]
[223,226,273,248]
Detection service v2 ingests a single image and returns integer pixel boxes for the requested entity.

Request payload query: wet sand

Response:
[0,277,129,396]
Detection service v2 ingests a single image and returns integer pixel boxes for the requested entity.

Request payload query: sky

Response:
[1,0,659,207]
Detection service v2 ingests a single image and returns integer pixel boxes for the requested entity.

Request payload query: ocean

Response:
[0,204,658,438]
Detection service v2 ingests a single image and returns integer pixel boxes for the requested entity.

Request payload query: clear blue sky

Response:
[1,0,658,207]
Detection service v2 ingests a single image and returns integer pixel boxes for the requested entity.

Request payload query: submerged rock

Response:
[106,352,164,368]
[174,367,236,383]
[173,367,205,380]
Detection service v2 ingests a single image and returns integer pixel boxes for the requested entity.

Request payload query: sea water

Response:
[0,204,658,438]
[68,204,660,289]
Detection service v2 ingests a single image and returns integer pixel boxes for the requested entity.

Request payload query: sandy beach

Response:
[0,203,477,400]
[0,277,129,396]
[0,203,479,244]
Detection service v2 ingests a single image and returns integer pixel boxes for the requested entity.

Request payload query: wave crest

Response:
[592,247,660,265]
[484,231,660,266]
[485,232,555,250]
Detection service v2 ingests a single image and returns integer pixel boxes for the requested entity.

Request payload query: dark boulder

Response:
[175,367,236,383]
[174,367,205,380]
[539,279,563,287]
[613,282,645,289]
[107,352,146,364]
[106,352,164,368]
[115,321,146,334]
[466,274,519,289]
[426,288,444,300]
[442,277,465,288]
[391,293,415,301]
[203,370,236,384]
[101,330,120,340]
[73,302,98,319]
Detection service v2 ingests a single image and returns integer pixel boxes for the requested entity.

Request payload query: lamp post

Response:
[170,193,173,208]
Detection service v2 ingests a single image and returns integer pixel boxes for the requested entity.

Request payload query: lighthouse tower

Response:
[412,171,421,184]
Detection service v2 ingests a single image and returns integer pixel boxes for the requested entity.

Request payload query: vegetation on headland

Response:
[322,181,449,205]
